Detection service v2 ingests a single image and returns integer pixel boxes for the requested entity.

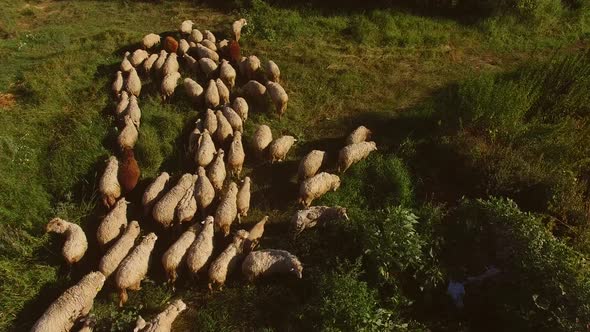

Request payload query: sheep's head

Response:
[289,258,303,279]
[234,229,249,242]
[202,216,214,226]
[369,141,377,151]
[128,220,140,232]
[144,232,158,244]
[46,218,68,234]
[336,206,349,221]
[170,299,187,313]
[331,176,341,191]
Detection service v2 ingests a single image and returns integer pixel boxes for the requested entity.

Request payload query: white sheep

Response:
[268,135,296,163]
[31,272,106,332]
[204,79,220,109]
[346,126,372,145]
[97,198,128,248]
[199,57,218,79]
[178,39,190,56]
[232,97,248,121]
[118,115,139,151]
[183,78,203,103]
[299,172,341,207]
[291,206,349,237]
[189,29,203,43]
[245,215,267,251]
[162,225,198,286]
[46,218,88,267]
[99,156,121,209]
[115,91,129,116]
[130,49,149,67]
[207,149,226,193]
[232,18,247,42]
[134,299,187,332]
[252,124,273,158]
[201,39,217,51]
[240,80,266,103]
[214,110,233,146]
[176,180,197,224]
[203,30,216,43]
[241,249,302,281]
[142,33,161,49]
[196,43,219,62]
[266,81,288,119]
[121,51,132,72]
[203,108,217,134]
[237,177,251,222]
[264,60,280,83]
[195,129,215,167]
[180,20,194,34]
[153,50,168,77]
[115,232,158,306]
[142,53,159,75]
[195,167,215,214]
[228,131,245,179]
[125,67,142,97]
[183,54,199,76]
[245,55,261,80]
[222,106,243,133]
[112,71,123,96]
[215,78,230,105]
[126,95,141,128]
[208,230,249,291]
[152,174,197,228]
[337,141,377,173]
[298,150,326,181]
[98,220,140,277]
[162,53,179,77]
[142,172,170,216]
[186,216,215,277]
[214,182,238,236]
[219,59,236,90]
[161,72,181,101]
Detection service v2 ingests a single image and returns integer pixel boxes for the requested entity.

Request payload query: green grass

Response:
[0,0,589,330]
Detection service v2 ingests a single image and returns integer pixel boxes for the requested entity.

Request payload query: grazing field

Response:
[0,0,589,331]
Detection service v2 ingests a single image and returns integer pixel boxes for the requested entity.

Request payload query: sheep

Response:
[241,249,302,281]
[346,125,372,145]
[77,317,95,332]
[268,135,296,163]
[199,57,218,78]
[337,141,377,173]
[236,177,251,222]
[186,216,215,277]
[163,36,179,54]
[264,60,280,83]
[240,80,266,103]
[121,51,132,72]
[142,172,170,216]
[228,131,245,179]
[118,115,139,151]
[195,167,215,214]
[176,179,197,224]
[125,95,141,127]
[214,110,233,146]
[208,230,249,291]
[244,215,267,251]
[162,53,179,77]
[298,150,326,181]
[153,50,168,77]
[203,30,216,43]
[207,149,226,193]
[214,182,239,236]
[215,78,230,105]
[222,106,243,132]
[183,54,199,76]
[118,148,140,193]
[130,49,149,67]
[31,272,106,332]
[238,57,248,77]
[115,91,129,116]
[125,67,141,97]
[152,174,197,228]
[299,172,341,207]
[142,53,158,76]
[189,29,203,43]
[266,81,288,119]
[232,97,248,121]
[162,225,198,286]
[142,33,160,49]
[115,232,158,306]
[184,78,203,103]
[291,206,349,237]
[97,198,128,248]
[133,299,187,332]
[112,71,123,96]
[232,18,247,42]
[99,156,121,209]
[252,124,273,158]
[201,39,217,51]
[178,39,190,56]
[203,108,218,134]
[219,60,236,90]
[218,39,229,57]
[161,72,181,101]
[180,20,194,34]
[229,40,241,63]
[46,218,88,267]
[98,220,140,277]
[195,129,215,167]
[204,79,220,109]
[245,55,261,80]
[187,120,202,157]
[196,43,219,62]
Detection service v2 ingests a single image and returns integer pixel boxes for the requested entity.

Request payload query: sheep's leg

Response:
[119,289,128,307]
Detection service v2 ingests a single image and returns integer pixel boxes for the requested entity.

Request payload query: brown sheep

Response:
[163,36,179,54]
[118,148,140,193]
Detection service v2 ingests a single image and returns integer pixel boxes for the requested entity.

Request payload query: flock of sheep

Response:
[33,17,377,332]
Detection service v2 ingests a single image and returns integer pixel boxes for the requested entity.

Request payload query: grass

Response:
[0,0,589,330]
